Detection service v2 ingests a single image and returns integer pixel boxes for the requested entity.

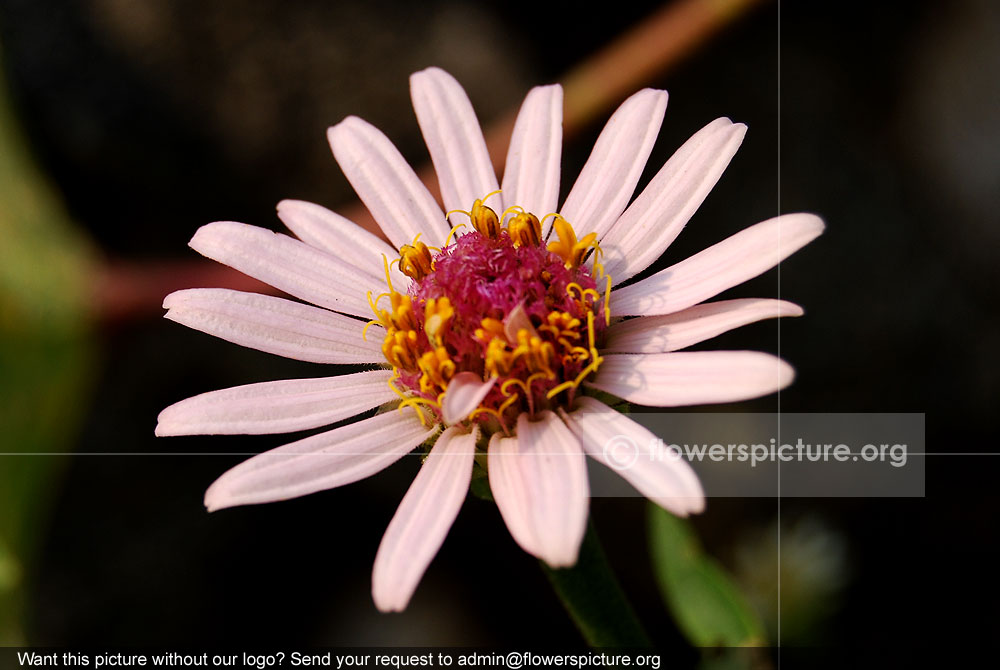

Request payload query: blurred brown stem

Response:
[94,0,765,324]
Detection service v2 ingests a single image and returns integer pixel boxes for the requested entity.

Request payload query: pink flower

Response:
[157,67,823,611]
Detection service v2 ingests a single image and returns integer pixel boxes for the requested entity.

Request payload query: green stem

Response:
[542,520,652,647]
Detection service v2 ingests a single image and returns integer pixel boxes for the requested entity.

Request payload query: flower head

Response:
[157,67,823,612]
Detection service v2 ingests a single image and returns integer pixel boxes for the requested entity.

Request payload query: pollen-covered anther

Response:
[539,311,582,341]
[508,211,542,248]
[424,297,454,344]
[475,318,506,343]
[540,311,590,364]
[448,190,503,238]
[484,338,513,378]
[382,328,420,371]
[418,347,456,394]
[371,291,417,333]
[470,200,501,238]
[399,241,434,280]
[511,329,556,376]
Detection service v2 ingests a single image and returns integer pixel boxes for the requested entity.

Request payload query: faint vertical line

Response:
[776,0,783,658]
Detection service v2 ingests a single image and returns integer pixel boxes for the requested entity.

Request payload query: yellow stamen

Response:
[539,311,581,339]
[547,216,577,265]
[508,211,542,247]
[480,189,502,205]
[361,319,381,342]
[387,372,408,401]
[382,329,420,371]
[418,347,456,393]
[561,346,591,365]
[540,212,561,229]
[386,293,416,331]
[475,318,506,343]
[470,199,501,237]
[567,283,601,309]
[424,297,454,345]
[547,216,604,269]
[546,311,603,400]
[444,223,467,247]
[381,254,394,291]
[499,205,524,224]
[469,392,518,422]
[500,371,551,398]
[447,190,504,238]
[397,397,437,426]
[399,241,434,280]
[484,337,513,377]
[510,329,555,376]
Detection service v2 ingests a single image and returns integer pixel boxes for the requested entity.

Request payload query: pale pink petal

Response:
[163,289,381,364]
[556,89,668,240]
[204,410,437,511]
[486,433,540,557]
[411,67,500,224]
[372,425,477,612]
[602,299,803,354]
[488,411,588,567]
[189,221,373,318]
[503,302,538,343]
[327,116,448,248]
[501,84,562,219]
[440,373,496,424]
[586,351,795,406]
[559,397,704,516]
[601,118,747,282]
[275,199,407,287]
[610,213,825,317]
[156,369,395,437]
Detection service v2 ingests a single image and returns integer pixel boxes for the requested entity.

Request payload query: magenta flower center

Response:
[370,201,610,431]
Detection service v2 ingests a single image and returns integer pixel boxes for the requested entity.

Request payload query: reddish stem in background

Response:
[94,0,766,325]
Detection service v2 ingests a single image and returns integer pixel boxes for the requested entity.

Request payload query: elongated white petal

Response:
[502,84,562,219]
[440,373,496,425]
[276,199,406,287]
[601,119,747,282]
[372,426,477,612]
[189,221,373,318]
[327,116,448,248]
[488,411,588,567]
[586,351,795,406]
[163,289,381,364]
[557,89,668,240]
[560,397,704,516]
[610,213,825,317]
[156,369,395,436]
[602,299,803,354]
[204,410,437,511]
[411,67,499,223]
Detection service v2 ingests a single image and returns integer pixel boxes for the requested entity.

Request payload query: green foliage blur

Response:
[0,48,96,643]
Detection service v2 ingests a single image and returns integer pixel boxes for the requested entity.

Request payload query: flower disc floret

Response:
[374,205,610,431]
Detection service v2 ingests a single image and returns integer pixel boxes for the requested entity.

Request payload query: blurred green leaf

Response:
[648,503,766,647]
[0,45,96,643]
[0,537,20,593]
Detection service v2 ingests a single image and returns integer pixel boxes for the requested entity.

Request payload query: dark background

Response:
[0,0,996,656]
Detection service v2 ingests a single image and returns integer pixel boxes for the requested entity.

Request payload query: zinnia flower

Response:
[157,67,823,612]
